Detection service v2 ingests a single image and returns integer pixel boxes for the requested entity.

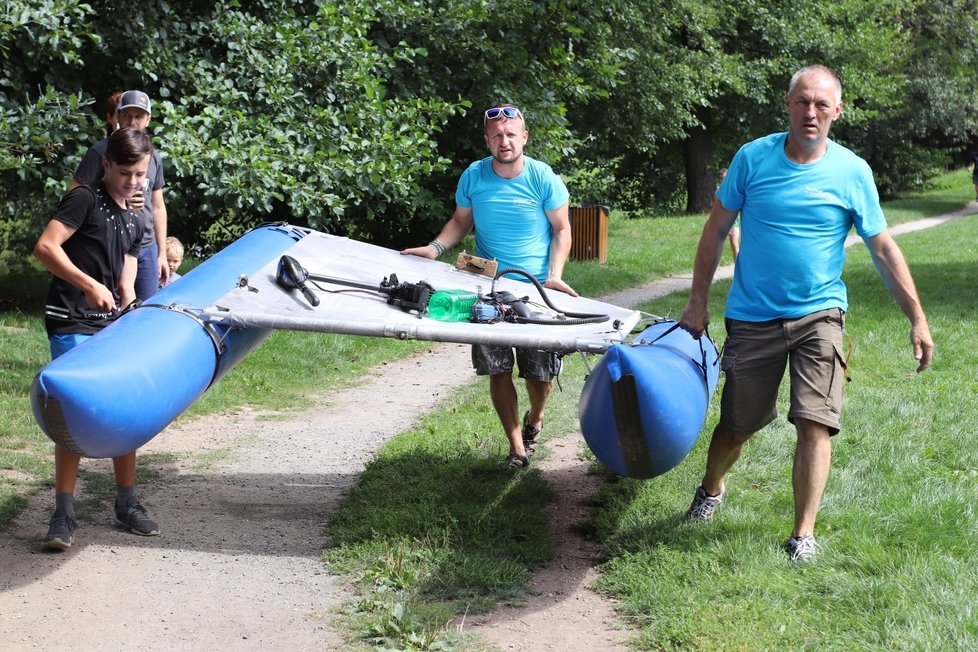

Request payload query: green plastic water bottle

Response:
[427,289,479,322]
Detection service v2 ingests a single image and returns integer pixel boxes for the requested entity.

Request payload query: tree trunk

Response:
[684,107,716,214]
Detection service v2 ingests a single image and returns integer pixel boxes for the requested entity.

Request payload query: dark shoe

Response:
[785,535,819,563]
[114,501,160,536]
[43,512,78,551]
[505,453,530,470]
[684,484,724,522]
[521,411,542,454]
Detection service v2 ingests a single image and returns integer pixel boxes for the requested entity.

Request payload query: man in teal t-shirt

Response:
[403,104,575,470]
[679,65,934,563]
[453,149,569,283]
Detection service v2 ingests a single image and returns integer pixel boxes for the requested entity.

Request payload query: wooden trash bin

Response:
[569,205,609,263]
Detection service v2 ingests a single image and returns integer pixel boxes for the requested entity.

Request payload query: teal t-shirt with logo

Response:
[455,156,569,283]
[717,132,886,321]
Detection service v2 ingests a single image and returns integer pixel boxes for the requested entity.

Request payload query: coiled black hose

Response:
[488,267,611,326]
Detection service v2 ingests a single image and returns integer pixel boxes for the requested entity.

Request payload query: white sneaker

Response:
[785,534,819,563]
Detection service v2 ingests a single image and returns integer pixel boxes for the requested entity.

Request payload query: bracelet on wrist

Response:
[429,239,446,256]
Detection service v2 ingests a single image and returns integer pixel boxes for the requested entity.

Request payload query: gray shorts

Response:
[471,345,562,381]
[718,308,848,436]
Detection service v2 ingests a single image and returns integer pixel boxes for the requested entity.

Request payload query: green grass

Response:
[0,298,57,527]
[878,174,976,225]
[323,359,590,649]
[0,169,974,649]
[569,213,732,298]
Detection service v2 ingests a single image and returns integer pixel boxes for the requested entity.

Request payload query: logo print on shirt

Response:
[804,186,836,202]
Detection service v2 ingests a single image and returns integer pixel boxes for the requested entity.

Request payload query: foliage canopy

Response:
[1,0,976,270]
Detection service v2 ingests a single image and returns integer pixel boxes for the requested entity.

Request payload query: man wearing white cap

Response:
[69,90,170,299]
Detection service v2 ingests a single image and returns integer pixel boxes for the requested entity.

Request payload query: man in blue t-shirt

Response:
[402,104,575,470]
[679,65,934,563]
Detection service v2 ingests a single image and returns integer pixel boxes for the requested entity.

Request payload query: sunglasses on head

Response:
[484,106,523,124]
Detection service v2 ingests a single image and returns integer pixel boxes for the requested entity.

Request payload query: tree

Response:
[841,0,978,195]
[122,1,466,248]
[2,0,977,271]
[363,0,629,230]
[21,0,623,251]
[0,1,101,272]
[567,0,920,214]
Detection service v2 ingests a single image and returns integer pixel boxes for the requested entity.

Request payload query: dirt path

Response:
[1,340,632,651]
[2,206,973,651]
[0,346,474,650]
[455,435,630,651]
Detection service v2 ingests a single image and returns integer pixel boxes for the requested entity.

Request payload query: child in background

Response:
[163,236,184,286]
[718,167,740,260]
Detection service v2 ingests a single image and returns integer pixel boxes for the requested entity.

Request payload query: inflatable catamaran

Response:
[31,223,718,478]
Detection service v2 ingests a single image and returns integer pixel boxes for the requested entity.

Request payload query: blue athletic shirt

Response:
[455,155,569,283]
[717,132,887,321]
